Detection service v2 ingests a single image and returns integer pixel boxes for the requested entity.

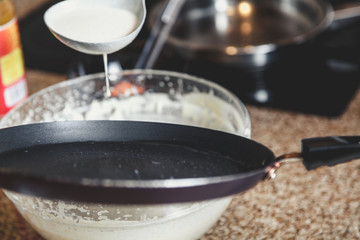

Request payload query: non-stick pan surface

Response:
[0,121,274,204]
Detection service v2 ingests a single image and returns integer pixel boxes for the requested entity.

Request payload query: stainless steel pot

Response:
[149,0,360,69]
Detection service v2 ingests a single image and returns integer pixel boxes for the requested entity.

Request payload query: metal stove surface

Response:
[19,0,360,117]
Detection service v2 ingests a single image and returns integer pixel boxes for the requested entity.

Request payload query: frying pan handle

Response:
[301,136,360,170]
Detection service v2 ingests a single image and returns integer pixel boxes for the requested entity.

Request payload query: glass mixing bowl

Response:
[0,69,250,240]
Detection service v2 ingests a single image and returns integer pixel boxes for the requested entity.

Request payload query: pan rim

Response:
[0,120,274,203]
[0,120,274,188]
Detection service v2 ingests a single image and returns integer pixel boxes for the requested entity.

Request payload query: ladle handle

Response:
[301,136,360,170]
[135,0,185,69]
[333,3,360,22]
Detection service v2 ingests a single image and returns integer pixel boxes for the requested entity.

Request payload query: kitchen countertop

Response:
[1,0,360,238]
[1,69,360,240]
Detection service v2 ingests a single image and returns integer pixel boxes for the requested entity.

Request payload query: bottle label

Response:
[0,18,28,116]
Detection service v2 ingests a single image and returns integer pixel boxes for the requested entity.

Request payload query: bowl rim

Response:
[1,69,251,137]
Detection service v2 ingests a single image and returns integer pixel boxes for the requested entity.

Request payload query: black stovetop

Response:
[19,0,360,117]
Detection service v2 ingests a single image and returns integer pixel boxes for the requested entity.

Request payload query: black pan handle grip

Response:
[301,136,360,170]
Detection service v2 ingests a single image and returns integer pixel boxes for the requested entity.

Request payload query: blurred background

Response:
[14,0,360,117]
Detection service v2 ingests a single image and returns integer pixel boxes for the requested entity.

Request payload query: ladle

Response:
[43,0,146,55]
[0,121,359,204]
[44,0,146,97]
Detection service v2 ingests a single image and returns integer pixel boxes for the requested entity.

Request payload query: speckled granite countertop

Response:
[1,0,360,239]
[1,69,360,240]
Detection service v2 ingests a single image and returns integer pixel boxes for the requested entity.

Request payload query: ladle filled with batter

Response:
[44,0,146,96]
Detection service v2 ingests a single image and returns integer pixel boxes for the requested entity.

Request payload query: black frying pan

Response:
[0,121,359,204]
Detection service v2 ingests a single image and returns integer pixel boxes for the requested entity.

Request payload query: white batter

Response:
[50,5,138,43]
[5,190,232,240]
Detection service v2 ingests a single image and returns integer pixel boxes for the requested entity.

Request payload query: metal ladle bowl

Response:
[43,0,146,55]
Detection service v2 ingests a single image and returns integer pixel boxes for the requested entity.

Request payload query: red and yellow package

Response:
[0,18,28,116]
